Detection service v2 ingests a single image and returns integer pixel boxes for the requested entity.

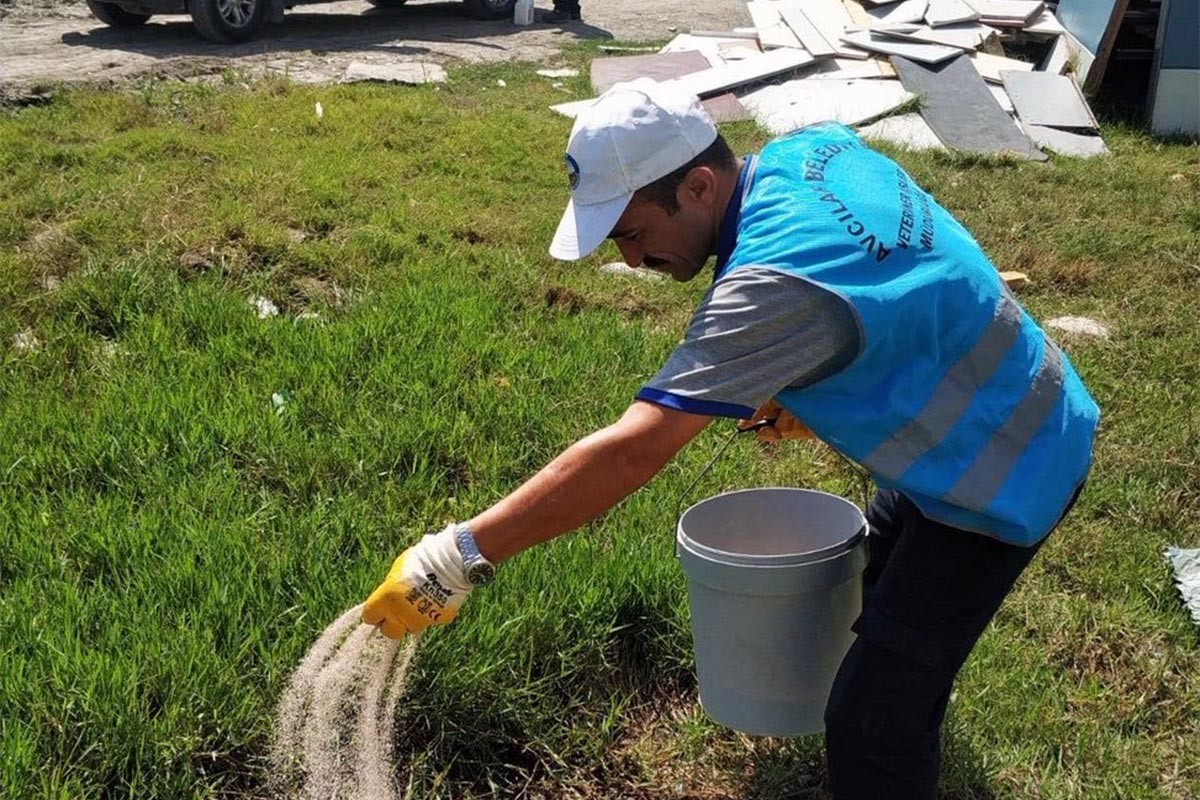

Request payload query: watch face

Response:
[466,562,495,587]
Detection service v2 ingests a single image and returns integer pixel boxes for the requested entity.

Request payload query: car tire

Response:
[462,0,515,20]
[85,0,152,27]
[189,0,266,42]
[366,0,408,6]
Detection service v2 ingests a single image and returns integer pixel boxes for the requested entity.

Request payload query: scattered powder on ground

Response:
[272,603,421,800]
[303,622,374,798]
[273,604,363,776]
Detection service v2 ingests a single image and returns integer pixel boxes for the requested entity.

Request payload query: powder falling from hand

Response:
[272,604,421,800]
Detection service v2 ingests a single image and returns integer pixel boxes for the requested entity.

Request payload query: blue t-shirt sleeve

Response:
[637,266,861,419]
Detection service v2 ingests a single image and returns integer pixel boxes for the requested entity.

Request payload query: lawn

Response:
[0,53,1198,799]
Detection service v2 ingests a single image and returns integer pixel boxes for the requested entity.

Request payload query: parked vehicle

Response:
[85,0,517,43]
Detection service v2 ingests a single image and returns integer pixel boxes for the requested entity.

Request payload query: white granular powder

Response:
[272,604,421,800]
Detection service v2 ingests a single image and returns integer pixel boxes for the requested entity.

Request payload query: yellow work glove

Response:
[738,398,815,442]
[362,524,473,639]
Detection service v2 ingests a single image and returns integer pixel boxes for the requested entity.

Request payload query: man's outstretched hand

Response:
[739,398,815,442]
[362,524,473,639]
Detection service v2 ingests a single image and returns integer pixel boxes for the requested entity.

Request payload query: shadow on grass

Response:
[735,715,1001,800]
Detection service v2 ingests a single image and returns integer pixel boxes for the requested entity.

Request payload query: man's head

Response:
[549,79,739,282]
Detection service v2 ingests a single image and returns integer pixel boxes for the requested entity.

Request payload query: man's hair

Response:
[634,135,737,214]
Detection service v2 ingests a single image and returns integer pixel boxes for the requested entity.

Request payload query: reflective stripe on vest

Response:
[945,336,1064,509]
[861,293,1065,510]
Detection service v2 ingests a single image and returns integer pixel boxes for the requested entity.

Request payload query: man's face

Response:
[606,179,717,283]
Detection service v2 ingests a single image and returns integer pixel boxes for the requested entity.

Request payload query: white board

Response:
[858,112,946,149]
[800,0,872,58]
[1024,9,1066,35]
[968,50,1035,82]
[924,0,979,26]
[840,30,962,63]
[1041,34,1072,74]
[741,77,915,133]
[747,1,804,49]
[1020,122,1109,157]
[779,5,839,58]
[807,57,890,78]
[965,0,1044,26]
[866,0,929,25]
[666,47,817,97]
[988,83,1014,112]
[879,22,993,49]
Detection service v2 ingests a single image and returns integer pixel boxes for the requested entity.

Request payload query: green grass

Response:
[1,55,1198,799]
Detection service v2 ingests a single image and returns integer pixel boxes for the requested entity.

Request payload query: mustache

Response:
[643,255,669,268]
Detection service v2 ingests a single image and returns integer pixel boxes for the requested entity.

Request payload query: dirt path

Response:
[0,0,751,99]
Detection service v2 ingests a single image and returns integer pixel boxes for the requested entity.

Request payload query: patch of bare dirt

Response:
[0,0,751,100]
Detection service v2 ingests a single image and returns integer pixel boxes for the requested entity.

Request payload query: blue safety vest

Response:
[720,123,1099,546]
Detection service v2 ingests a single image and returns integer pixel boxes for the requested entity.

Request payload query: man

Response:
[363,79,1099,797]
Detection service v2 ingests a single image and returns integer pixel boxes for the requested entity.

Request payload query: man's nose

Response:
[616,239,643,267]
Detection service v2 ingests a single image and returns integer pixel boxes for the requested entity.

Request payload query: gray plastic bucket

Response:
[676,488,868,737]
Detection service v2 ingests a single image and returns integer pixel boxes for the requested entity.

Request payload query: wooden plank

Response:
[891,53,1045,159]
[1001,70,1099,129]
[591,51,712,94]
[666,47,817,97]
[1083,0,1130,93]
[924,0,978,26]
[999,271,1030,289]
[841,30,962,63]
[741,77,915,134]
[968,50,1035,83]
[747,1,805,49]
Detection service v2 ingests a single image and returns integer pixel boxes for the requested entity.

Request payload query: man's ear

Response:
[679,166,719,208]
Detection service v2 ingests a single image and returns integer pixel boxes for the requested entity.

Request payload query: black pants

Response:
[823,488,1076,799]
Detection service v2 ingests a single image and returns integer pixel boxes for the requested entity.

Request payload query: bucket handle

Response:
[675,417,776,525]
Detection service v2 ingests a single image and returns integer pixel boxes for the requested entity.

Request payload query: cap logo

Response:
[564,154,580,191]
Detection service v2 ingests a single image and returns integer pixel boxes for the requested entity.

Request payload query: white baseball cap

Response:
[549,78,718,261]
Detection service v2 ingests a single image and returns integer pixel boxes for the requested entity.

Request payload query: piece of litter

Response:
[252,296,279,319]
[998,271,1029,289]
[342,61,447,85]
[601,262,663,280]
[536,68,578,78]
[271,390,292,415]
[1045,316,1110,339]
[315,101,323,119]
[496,79,507,87]
[1166,548,1200,626]
[12,329,40,353]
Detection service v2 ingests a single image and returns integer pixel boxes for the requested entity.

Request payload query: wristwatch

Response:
[454,523,497,587]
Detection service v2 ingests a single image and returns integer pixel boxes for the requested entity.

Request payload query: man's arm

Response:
[467,400,713,564]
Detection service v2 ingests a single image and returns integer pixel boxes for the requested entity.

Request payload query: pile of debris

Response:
[553,0,1111,158]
